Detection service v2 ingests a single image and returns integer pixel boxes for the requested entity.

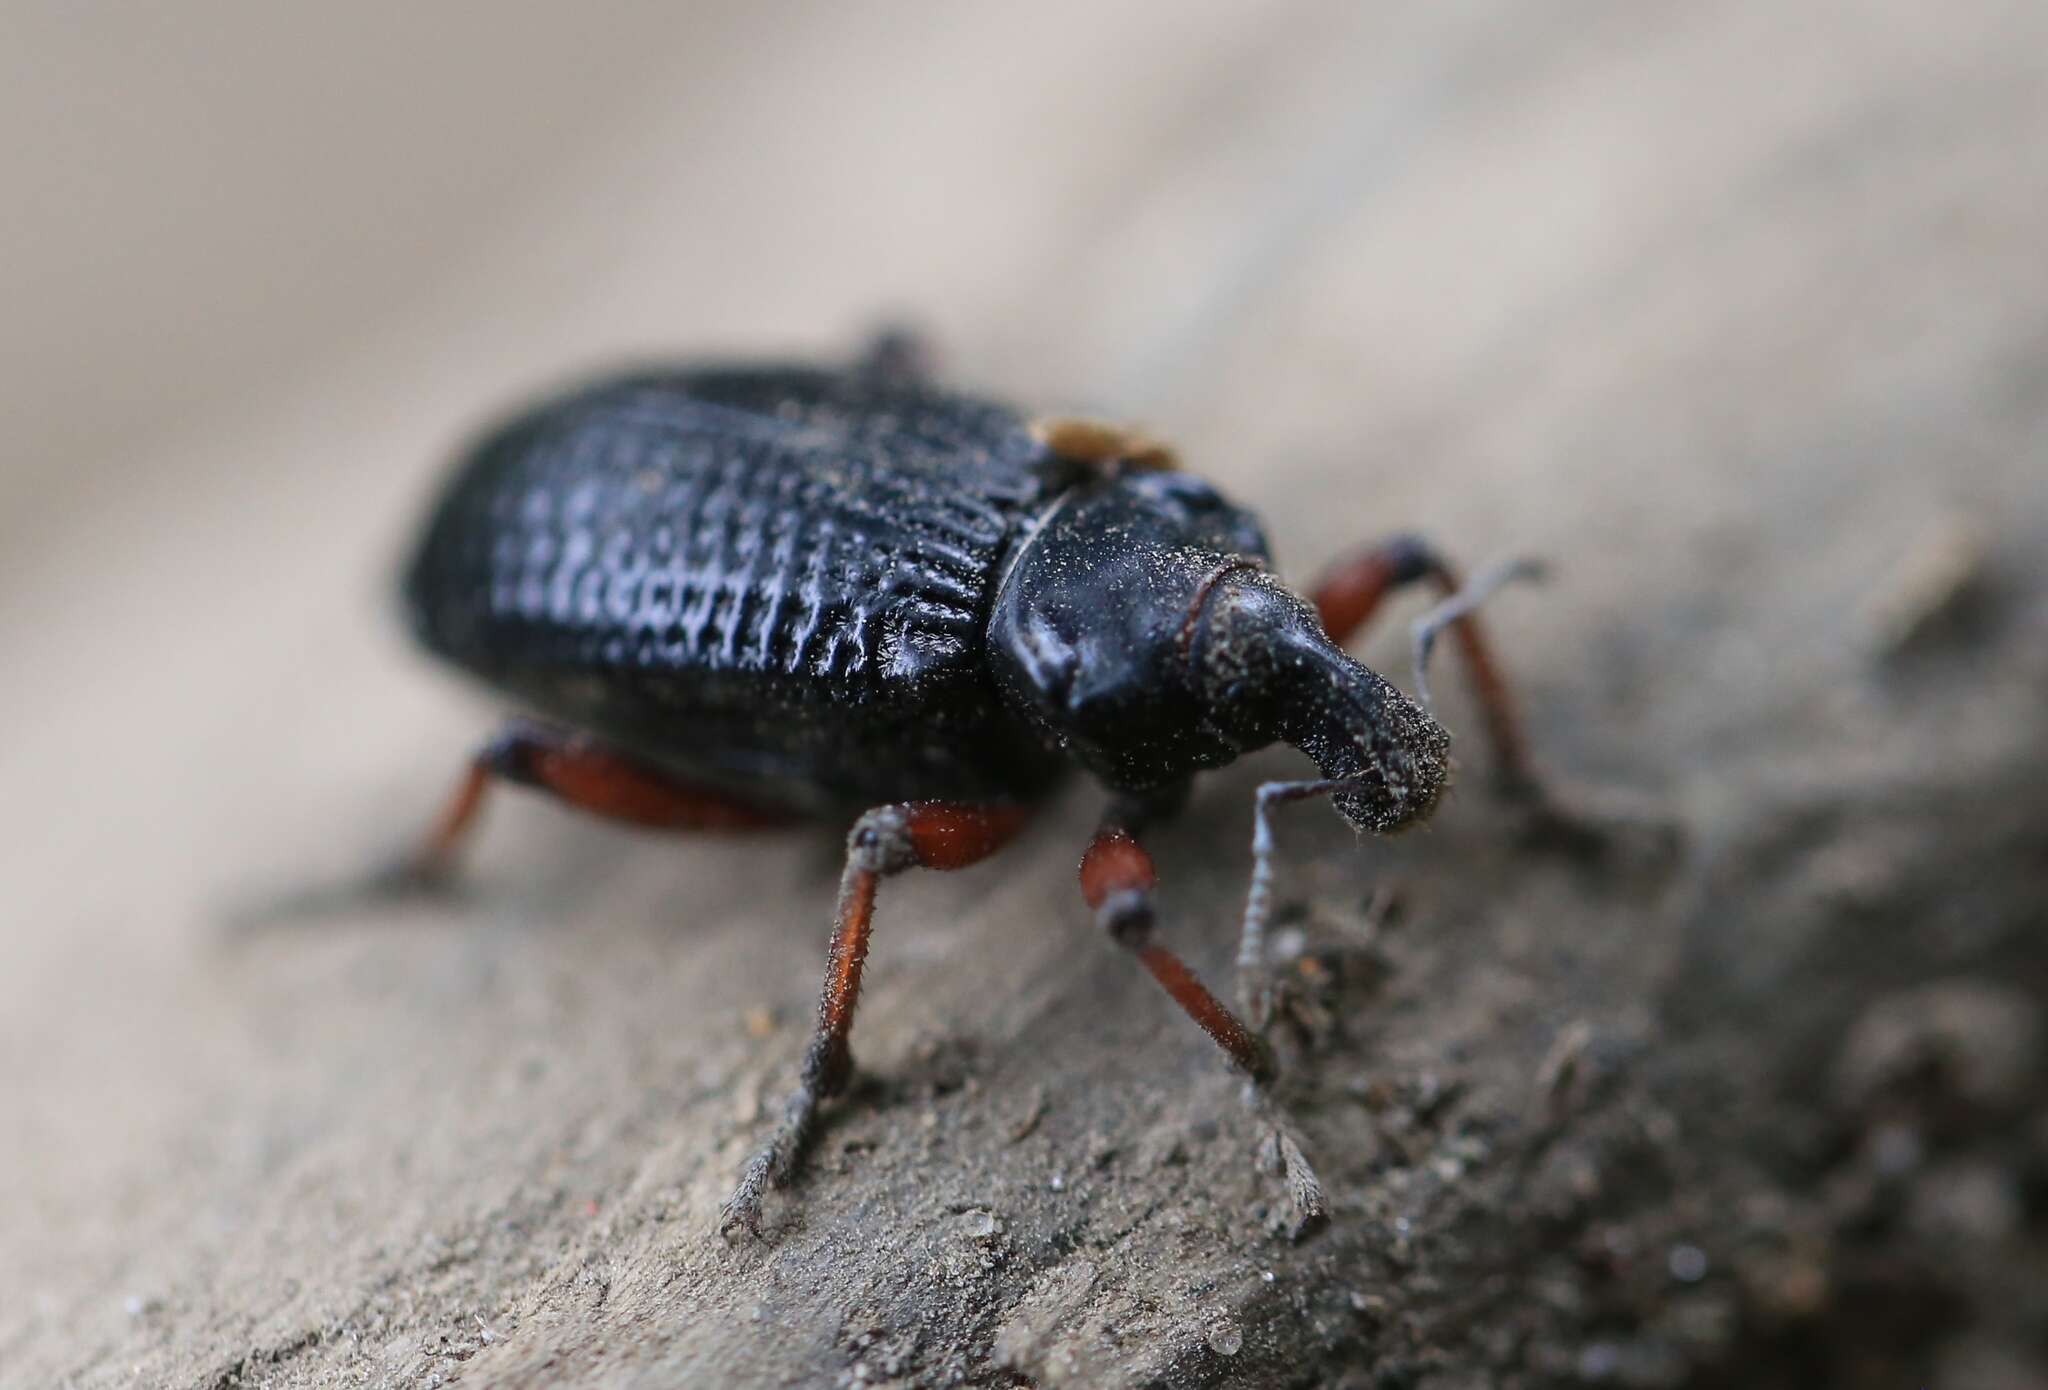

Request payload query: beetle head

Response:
[989,474,1449,831]
[989,476,1258,791]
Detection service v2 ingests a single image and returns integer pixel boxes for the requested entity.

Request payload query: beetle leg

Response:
[1408,557,1549,715]
[389,720,791,888]
[1079,820,1327,1234]
[1310,535,1543,802]
[720,801,1030,1240]
[1081,825,1274,1082]
[1232,778,1370,1028]
[234,724,793,933]
[855,324,934,384]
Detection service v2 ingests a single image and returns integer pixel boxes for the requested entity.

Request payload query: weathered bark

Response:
[5,4,2044,1387]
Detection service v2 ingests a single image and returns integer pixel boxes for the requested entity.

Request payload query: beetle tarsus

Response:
[1311,535,1539,800]
[1080,819,1320,1225]
[719,1076,824,1241]
[1254,1106,1330,1238]
[365,852,463,901]
[1409,556,1548,714]
[723,803,1028,1239]
[219,856,459,939]
[1234,776,1399,1036]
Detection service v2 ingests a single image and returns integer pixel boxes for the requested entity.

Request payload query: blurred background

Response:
[4,4,2044,1387]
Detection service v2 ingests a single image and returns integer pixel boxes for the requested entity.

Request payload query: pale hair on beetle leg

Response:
[1234,776,1390,1027]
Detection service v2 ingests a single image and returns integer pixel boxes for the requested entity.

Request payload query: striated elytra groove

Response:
[403,367,1075,812]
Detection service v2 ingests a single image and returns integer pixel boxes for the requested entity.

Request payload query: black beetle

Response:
[394,339,1562,1237]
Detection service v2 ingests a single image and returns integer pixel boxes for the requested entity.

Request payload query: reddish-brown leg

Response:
[231,724,791,934]
[393,721,790,886]
[1079,819,1326,1230]
[720,800,1031,1238]
[1080,826,1273,1083]
[1311,535,1537,800]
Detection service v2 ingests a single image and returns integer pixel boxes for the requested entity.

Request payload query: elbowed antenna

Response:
[1195,568,1451,834]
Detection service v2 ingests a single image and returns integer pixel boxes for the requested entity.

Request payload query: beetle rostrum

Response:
[988,476,1449,833]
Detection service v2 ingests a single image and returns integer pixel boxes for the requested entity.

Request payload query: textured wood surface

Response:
[5,4,2045,1386]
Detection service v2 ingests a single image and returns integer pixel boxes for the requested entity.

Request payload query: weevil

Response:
[394,339,1568,1237]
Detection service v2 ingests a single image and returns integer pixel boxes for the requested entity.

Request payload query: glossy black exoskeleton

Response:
[397,346,1553,1237]
[405,365,1447,830]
